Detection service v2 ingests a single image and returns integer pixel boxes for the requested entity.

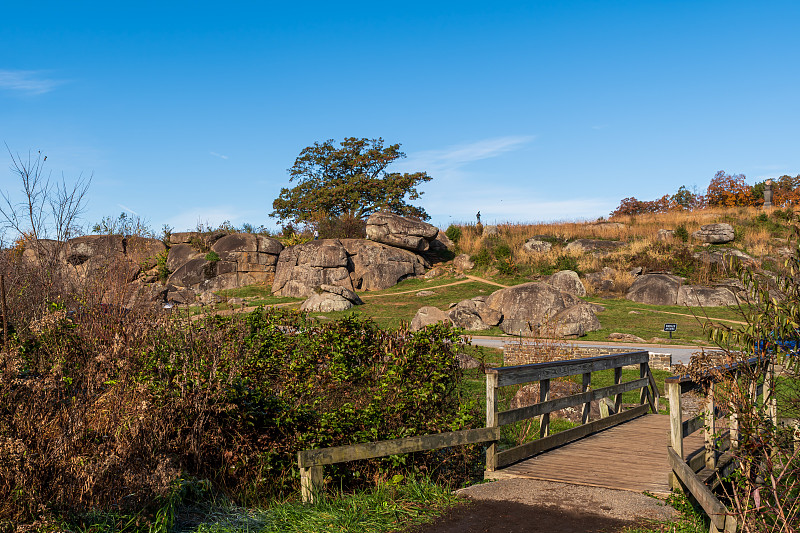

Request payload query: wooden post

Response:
[668,381,683,489]
[300,465,323,503]
[765,362,778,427]
[0,274,7,349]
[705,382,717,469]
[539,378,550,438]
[581,372,591,424]
[486,372,499,471]
[639,362,649,407]
[614,365,623,413]
[730,372,739,452]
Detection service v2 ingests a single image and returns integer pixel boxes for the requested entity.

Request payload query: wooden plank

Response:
[497,378,648,425]
[682,414,704,438]
[665,356,763,384]
[540,378,550,438]
[486,372,499,471]
[495,404,649,468]
[668,382,683,460]
[298,426,500,467]
[667,446,729,531]
[489,351,649,387]
[614,366,623,412]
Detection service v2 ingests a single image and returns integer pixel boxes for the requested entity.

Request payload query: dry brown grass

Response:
[452,206,784,272]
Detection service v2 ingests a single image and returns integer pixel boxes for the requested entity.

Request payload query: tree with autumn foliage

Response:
[270,137,432,227]
[705,170,755,207]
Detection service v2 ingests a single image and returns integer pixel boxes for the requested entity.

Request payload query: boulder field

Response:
[21,212,749,330]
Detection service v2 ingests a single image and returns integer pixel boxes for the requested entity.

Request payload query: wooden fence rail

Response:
[298,350,660,503]
[665,355,772,533]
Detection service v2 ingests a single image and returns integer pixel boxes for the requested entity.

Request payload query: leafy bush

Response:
[674,224,689,242]
[445,225,462,245]
[205,251,220,262]
[318,214,367,239]
[156,250,170,282]
[0,308,478,527]
[553,254,580,274]
[470,248,492,267]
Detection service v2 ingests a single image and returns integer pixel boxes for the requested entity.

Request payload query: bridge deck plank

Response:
[485,414,704,495]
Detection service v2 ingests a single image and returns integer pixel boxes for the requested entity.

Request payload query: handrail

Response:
[486,350,659,470]
[298,350,661,503]
[667,354,773,533]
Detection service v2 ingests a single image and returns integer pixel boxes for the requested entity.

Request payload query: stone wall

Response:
[502,341,673,372]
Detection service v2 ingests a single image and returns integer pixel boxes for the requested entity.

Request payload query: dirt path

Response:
[465,274,509,288]
[410,479,675,533]
[632,307,747,325]
[359,279,475,298]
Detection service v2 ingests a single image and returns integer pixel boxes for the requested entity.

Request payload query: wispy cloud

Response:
[401,136,535,175]
[210,151,229,160]
[0,69,63,95]
[118,204,139,216]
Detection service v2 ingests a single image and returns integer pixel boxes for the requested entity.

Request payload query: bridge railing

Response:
[298,350,659,502]
[665,356,771,533]
[485,350,659,470]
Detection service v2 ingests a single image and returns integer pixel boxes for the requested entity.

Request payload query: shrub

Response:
[0,309,479,526]
[553,254,580,274]
[674,224,689,242]
[318,214,367,239]
[205,251,220,262]
[445,225,462,245]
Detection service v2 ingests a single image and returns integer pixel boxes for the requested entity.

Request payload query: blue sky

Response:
[1,1,798,234]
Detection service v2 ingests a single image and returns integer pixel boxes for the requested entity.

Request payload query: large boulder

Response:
[166,243,203,272]
[692,223,735,244]
[625,274,681,306]
[63,235,165,283]
[448,299,492,331]
[453,253,475,271]
[300,284,363,313]
[272,238,427,297]
[522,238,552,254]
[547,270,586,297]
[272,240,352,297]
[341,239,427,291]
[211,233,283,282]
[549,304,602,337]
[564,239,626,254]
[365,212,439,252]
[677,285,738,307]
[410,306,453,331]
[584,267,619,293]
[168,258,237,288]
[485,282,582,336]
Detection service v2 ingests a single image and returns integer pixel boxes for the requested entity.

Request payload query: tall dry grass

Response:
[450,206,785,279]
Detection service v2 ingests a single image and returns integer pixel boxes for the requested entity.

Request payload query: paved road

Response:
[467,335,718,365]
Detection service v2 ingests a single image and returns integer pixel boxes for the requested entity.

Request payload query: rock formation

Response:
[692,223,735,244]
[272,238,427,297]
[365,212,440,252]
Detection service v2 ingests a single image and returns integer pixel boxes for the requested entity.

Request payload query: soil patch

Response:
[408,499,638,533]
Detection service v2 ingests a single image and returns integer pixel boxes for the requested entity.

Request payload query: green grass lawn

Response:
[581,297,746,346]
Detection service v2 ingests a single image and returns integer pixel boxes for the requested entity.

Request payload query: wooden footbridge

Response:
[299,350,769,532]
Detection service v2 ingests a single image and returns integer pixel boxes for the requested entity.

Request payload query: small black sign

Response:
[664,323,678,332]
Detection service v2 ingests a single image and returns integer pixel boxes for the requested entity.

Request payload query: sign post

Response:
[664,323,677,340]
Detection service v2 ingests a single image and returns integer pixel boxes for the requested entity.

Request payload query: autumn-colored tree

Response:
[705,170,754,207]
[271,137,432,226]
[773,174,800,206]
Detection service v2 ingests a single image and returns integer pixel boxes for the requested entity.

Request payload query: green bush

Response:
[205,251,220,262]
[445,225,462,245]
[0,309,478,526]
[674,224,689,242]
[553,254,580,274]
[471,248,492,267]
